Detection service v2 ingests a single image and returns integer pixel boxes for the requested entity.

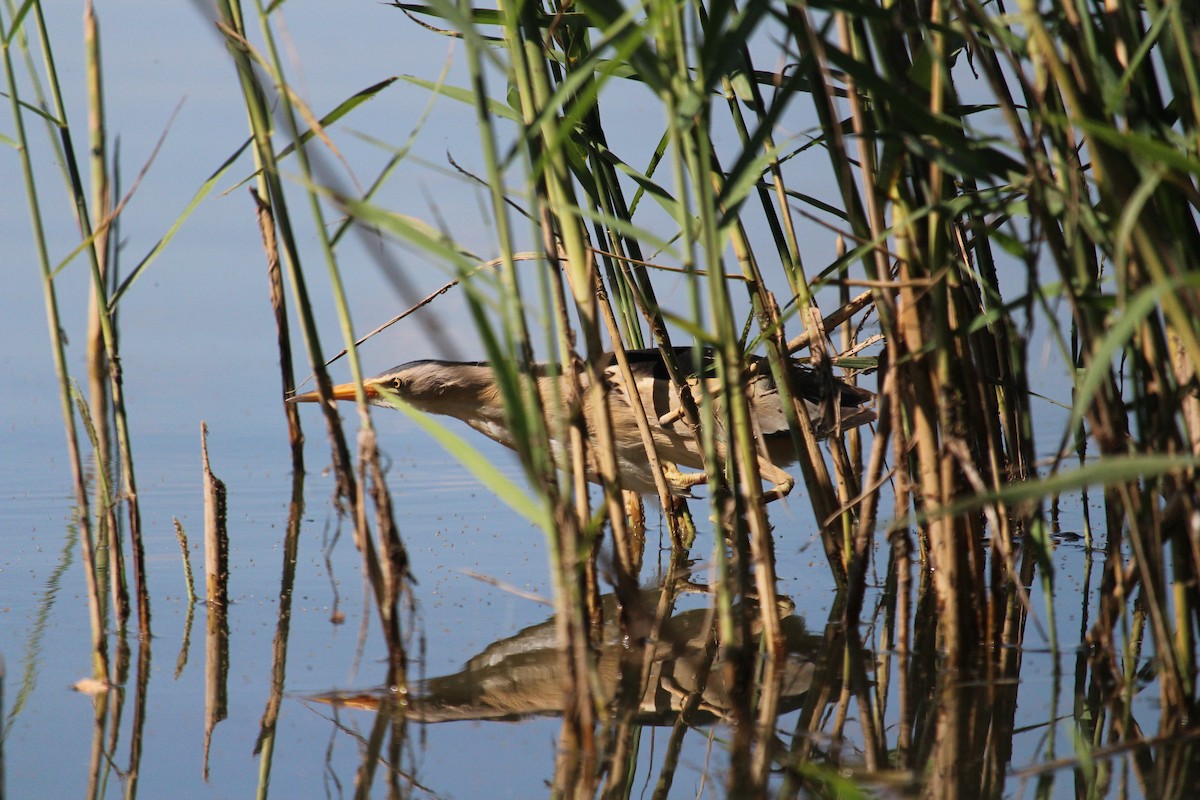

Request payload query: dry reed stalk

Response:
[78,4,152,639]
[251,187,304,471]
[174,594,194,681]
[83,2,128,633]
[521,12,671,770]
[202,654,230,774]
[84,688,109,799]
[121,639,151,796]
[594,274,683,538]
[253,472,307,777]
[538,261,606,782]
[172,518,196,603]
[660,158,794,790]
[893,202,965,663]
[201,423,228,609]
[214,0,356,499]
[362,429,410,684]
[543,242,608,641]
[530,88,645,644]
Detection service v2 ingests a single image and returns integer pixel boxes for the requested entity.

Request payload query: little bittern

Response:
[290,347,874,500]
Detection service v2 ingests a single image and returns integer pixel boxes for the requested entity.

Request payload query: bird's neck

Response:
[429,370,561,451]
[406,365,507,424]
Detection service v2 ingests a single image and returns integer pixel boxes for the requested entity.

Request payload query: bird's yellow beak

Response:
[288,380,382,404]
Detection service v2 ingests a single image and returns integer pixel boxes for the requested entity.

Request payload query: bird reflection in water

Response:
[312,589,820,726]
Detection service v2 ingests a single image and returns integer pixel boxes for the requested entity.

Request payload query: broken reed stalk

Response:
[202,608,230,782]
[201,423,228,609]
[173,518,197,604]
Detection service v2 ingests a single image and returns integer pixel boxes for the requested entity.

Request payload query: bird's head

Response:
[288,360,491,410]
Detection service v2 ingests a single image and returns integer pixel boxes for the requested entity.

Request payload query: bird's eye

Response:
[392,378,404,391]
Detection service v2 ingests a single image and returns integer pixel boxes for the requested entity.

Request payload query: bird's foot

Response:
[759,480,794,504]
[662,463,709,495]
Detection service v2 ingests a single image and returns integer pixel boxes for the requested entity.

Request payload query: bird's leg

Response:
[657,406,684,427]
[625,490,646,531]
[755,458,795,504]
[659,459,793,502]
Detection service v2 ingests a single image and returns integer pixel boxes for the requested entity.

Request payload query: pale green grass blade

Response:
[1066,274,1200,442]
[378,389,550,528]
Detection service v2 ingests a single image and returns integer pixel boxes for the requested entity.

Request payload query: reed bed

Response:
[8,0,1200,795]
[347,0,1195,794]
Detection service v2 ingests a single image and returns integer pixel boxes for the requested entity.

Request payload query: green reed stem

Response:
[2,6,109,679]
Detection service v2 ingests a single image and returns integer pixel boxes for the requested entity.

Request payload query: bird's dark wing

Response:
[604,347,874,437]
[752,361,876,438]
[617,347,715,381]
